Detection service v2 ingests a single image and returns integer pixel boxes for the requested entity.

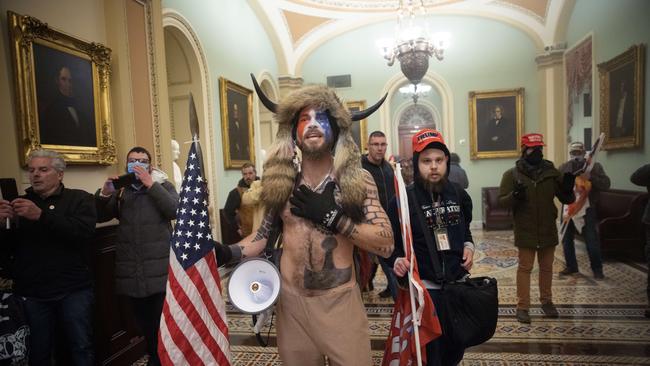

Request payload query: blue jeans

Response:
[23,287,95,366]
[562,207,603,274]
[425,289,465,366]
[378,256,398,300]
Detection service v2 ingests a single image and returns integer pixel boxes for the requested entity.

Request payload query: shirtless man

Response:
[216,79,392,365]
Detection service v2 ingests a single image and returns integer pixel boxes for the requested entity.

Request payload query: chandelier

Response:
[377,0,448,87]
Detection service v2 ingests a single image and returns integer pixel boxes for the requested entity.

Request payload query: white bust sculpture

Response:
[171,139,183,189]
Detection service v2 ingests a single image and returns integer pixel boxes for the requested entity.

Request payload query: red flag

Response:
[158,143,231,365]
[382,163,442,366]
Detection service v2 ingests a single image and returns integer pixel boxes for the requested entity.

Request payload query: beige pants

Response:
[276,284,372,366]
[517,246,555,309]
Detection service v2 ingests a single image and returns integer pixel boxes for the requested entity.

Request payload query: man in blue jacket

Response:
[388,129,475,366]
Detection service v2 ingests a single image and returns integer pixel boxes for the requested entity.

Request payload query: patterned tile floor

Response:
[143,229,650,365]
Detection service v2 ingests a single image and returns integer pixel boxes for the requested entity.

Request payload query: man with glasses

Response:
[95,147,179,366]
[361,131,398,299]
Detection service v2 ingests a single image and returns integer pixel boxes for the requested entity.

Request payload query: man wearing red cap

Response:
[389,129,475,365]
[498,133,576,324]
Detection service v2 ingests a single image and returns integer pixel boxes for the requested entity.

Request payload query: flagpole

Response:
[396,163,423,366]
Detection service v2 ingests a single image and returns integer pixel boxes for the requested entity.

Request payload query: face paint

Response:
[296,108,333,146]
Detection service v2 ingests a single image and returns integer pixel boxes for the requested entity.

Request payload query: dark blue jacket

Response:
[388,181,473,283]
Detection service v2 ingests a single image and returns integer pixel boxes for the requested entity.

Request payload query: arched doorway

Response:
[162,10,218,233]
[397,104,436,160]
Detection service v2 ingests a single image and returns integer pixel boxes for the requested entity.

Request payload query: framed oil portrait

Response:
[8,11,116,165]
[219,77,254,169]
[345,100,368,152]
[598,44,645,150]
[468,88,524,160]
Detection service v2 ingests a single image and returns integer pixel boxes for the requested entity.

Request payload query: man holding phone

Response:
[0,149,97,365]
[95,146,178,366]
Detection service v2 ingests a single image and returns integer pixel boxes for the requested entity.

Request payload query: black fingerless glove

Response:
[512,182,527,201]
[289,181,344,233]
[561,172,576,192]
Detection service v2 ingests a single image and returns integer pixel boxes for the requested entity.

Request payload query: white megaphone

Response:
[228,257,281,314]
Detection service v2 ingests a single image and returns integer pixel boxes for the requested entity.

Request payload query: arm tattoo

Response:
[253,213,274,242]
[337,216,359,238]
[238,245,247,259]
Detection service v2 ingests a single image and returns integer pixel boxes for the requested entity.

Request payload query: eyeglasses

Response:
[369,143,388,148]
[127,158,150,164]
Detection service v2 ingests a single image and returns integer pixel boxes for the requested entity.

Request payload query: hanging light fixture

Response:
[377,0,449,88]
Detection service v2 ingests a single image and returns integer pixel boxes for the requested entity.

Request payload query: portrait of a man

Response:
[228,101,250,162]
[608,64,635,139]
[34,43,97,147]
[477,98,517,152]
[220,77,254,168]
[469,88,524,159]
[598,44,644,150]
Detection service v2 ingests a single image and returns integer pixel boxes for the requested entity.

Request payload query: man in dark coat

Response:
[223,162,259,241]
[0,149,96,365]
[361,130,397,299]
[96,146,178,366]
[389,129,475,365]
[499,133,575,324]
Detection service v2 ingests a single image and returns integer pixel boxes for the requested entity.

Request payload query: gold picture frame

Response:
[219,77,254,169]
[8,11,116,165]
[469,88,524,159]
[598,44,645,150]
[345,100,368,152]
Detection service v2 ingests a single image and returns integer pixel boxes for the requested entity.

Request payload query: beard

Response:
[417,174,447,193]
[301,140,331,160]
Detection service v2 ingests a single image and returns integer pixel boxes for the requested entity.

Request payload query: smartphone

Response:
[111,173,137,190]
[0,178,19,201]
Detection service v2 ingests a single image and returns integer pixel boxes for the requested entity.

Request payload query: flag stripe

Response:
[206,253,224,292]
[159,304,188,366]
[162,295,204,365]
[168,266,225,365]
[189,255,229,336]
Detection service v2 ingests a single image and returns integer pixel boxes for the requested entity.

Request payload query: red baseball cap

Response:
[412,129,448,154]
[521,133,545,148]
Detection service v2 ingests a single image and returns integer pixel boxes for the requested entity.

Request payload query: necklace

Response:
[302,168,333,192]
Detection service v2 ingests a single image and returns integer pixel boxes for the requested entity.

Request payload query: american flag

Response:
[158,142,231,365]
[382,163,441,366]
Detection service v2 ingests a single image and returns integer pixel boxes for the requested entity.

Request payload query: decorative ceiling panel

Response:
[288,0,461,12]
[282,9,334,45]
[494,0,549,22]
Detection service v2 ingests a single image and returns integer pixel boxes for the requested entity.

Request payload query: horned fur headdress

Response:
[251,74,386,222]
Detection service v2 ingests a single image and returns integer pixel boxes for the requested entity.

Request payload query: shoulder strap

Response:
[407,188,445,283]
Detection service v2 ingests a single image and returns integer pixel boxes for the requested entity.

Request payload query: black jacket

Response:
[1,185,96,299]
[388,181,473,283]
[361,155,395,211]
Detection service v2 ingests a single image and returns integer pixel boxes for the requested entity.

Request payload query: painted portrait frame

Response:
[598,44,645,150]
[219,77,254,169]
[8,11,116,165]
[345,100,368,152]
[468,88,524,160]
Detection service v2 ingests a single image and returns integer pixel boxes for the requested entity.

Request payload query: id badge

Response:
[434,228,451,251]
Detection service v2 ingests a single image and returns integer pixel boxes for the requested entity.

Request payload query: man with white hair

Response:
[0,149,97,365]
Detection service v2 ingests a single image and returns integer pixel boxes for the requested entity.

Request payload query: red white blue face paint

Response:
[296,107,333,146]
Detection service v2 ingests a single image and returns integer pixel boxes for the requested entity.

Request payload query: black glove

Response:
[512,182,527,201]
[213,241,242,265]
[561,172,576,192]
[289,181,344,233]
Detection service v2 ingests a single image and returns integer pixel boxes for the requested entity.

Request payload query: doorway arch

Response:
[162,9,219,235]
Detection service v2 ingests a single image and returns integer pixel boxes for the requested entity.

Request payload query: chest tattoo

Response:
[303,236,351,290]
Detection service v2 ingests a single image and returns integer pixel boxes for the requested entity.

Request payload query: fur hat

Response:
[251,75,386,222]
